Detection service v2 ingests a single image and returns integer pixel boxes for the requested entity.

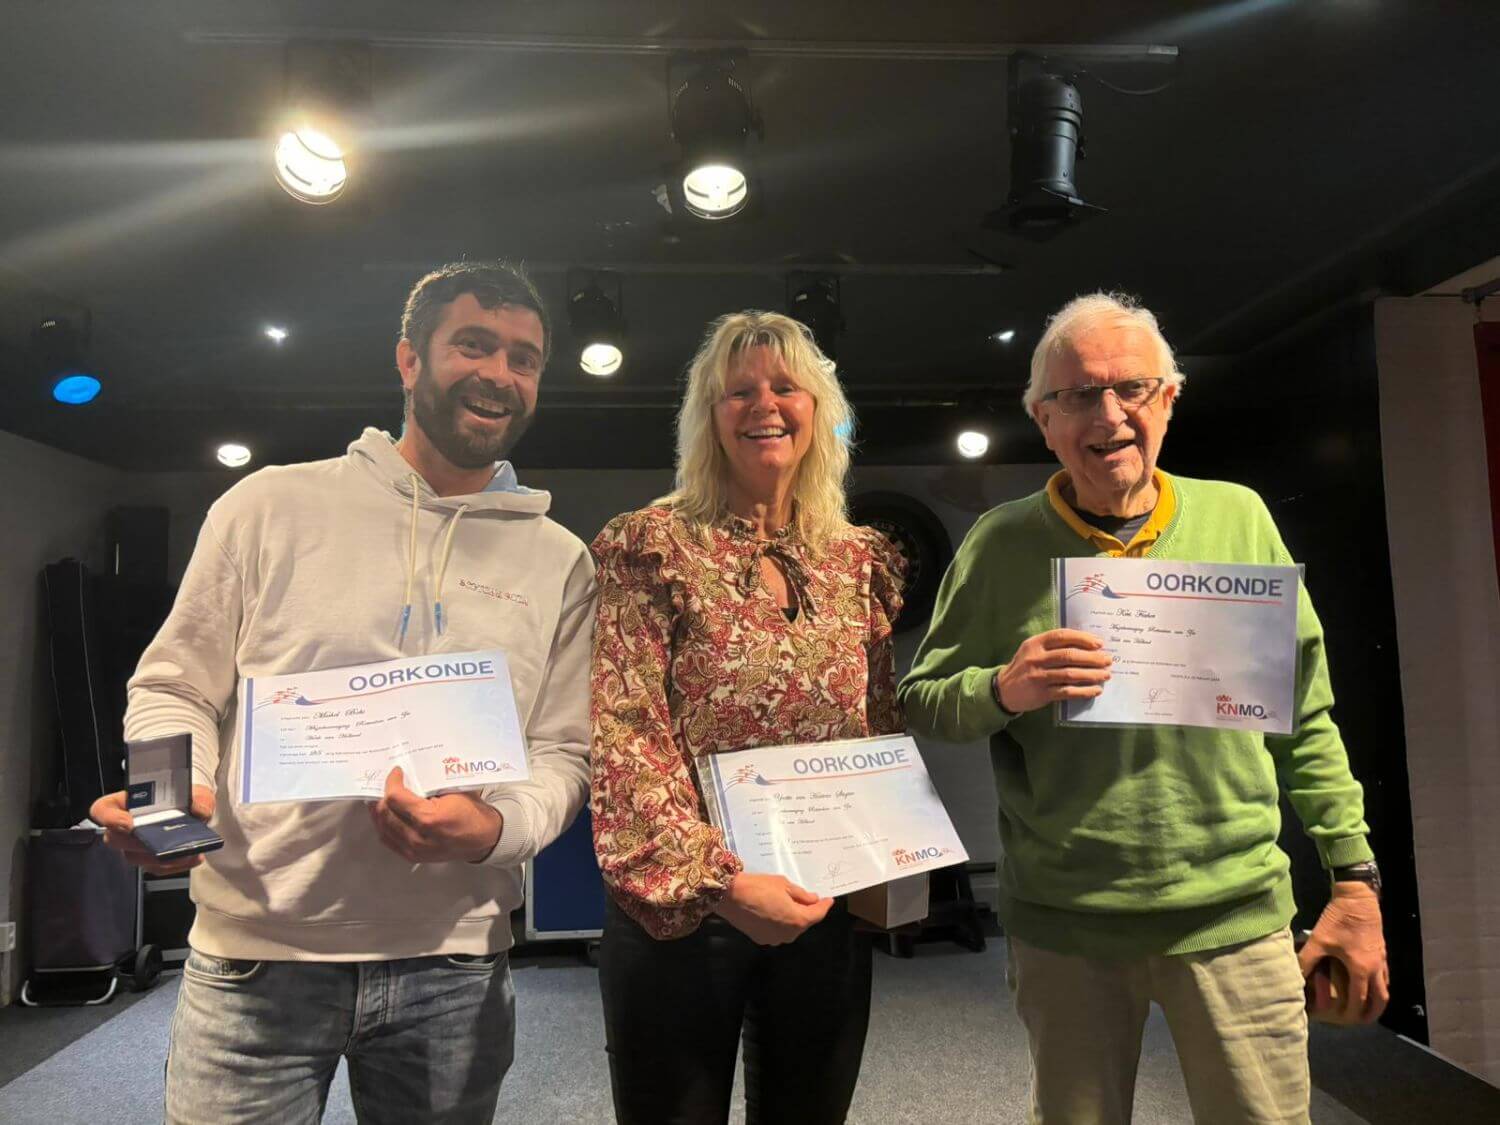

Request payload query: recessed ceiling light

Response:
[52,373,101,405]
[991,329,1017,343]
[217,443,252,469]
[265,325,289,343]
[956,430,989,459]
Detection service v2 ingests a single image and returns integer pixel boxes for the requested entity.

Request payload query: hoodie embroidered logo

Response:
[458,578,531,608]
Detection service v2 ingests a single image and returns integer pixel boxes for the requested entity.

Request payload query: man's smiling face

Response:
[1032,318,1176,512]
[400,293,545,469]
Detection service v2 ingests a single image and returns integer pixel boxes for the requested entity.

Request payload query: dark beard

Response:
[410,367,534,469]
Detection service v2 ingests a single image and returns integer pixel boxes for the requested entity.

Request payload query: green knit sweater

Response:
[898,473,1374,958]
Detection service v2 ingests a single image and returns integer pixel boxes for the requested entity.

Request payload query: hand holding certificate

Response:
[1054,557,1301,733]
[697,735,967,898]
[239,649,529,803]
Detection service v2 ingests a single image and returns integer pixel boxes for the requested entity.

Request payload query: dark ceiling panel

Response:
[2,2,1499,470]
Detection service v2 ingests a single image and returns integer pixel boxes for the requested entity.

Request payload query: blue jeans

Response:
[166,948,515,1125]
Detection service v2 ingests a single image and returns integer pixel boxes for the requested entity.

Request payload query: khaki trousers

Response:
[1006,928,1310,1125]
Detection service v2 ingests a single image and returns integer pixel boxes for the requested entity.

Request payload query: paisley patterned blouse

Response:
[589,504,907,939]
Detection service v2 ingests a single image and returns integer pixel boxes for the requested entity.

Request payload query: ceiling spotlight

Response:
[580,342,623,377]
[274,40,370,205]
[217,443,253,469]
[787,274,844,361]
[956,430,990,459]
[273,127,347,204]
[35,315,101,405]
[668,56,763,221]
[683,164,748,220]
[985,53,1105,240]
[991,329,1017,343]
[568,274,627,377]
[265,325,289,343]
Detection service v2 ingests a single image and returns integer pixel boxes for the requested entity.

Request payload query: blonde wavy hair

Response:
[664,310,854,554]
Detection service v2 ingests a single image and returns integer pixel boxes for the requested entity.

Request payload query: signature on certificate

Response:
[826,861,846,881]
[1145,687,1178,705]
[359,767,386,787]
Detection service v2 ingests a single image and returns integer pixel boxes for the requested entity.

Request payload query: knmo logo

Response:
[892,844,953,868]
[1215,694,1269,720]
[443,756,504,777]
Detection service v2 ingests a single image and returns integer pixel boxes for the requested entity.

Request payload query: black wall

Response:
[1167,306,1426,1041]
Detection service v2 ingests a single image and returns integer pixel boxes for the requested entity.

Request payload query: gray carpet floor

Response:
[0,942,1383,1123]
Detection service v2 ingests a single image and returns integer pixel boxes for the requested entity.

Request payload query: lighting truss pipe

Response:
[186,29,1177,66]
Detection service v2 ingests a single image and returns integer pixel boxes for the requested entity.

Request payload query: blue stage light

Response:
[52,373,101,404]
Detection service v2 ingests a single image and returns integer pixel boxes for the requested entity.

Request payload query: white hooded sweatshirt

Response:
[124,428,595,960]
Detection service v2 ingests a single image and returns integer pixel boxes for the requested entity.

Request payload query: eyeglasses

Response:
[1039,377,1166,415]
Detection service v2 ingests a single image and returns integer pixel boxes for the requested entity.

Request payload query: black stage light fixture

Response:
[666,55,764,221]
[568,273,627,377]
[787,273,844,361]
[985,52,1105,241]
[274,40,371,204]
[35,313,101,404]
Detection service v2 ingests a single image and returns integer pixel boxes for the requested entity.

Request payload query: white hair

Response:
[1023,291,1186,413]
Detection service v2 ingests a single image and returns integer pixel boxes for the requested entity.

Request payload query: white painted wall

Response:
[1374,292,1500,1084]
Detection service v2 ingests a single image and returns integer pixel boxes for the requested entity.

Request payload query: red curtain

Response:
[1477,322,1500,595]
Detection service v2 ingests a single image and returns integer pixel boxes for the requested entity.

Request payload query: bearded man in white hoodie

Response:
[89,261,595,1125]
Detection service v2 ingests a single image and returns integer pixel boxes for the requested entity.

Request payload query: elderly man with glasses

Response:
[899,292,1387,1125]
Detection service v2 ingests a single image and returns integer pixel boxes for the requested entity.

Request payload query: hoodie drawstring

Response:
[398,475,421,646]
[432,504,470,635]
[396,473,472,645]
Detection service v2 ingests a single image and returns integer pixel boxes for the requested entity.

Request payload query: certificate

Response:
[697,735,968,897]
[1054,557,1301,733]
[239,649,528,804]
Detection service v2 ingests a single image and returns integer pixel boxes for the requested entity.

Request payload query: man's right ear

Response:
[1030,404,1056,450]
[396,338,419,393]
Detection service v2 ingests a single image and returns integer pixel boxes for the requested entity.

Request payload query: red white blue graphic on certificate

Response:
[698,735,968,897]
[238,649,529,803]
[1055,557,1302,733]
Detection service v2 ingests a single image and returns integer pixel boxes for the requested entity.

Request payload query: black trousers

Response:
[598,896,873,1125]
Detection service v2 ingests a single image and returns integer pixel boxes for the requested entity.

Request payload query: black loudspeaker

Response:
[106,507,169,585]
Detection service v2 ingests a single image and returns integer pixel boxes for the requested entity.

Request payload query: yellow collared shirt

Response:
[1045,469,1177,557]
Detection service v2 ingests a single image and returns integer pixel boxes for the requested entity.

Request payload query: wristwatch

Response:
[991,670,1019,717]
[1331,859,1381,900]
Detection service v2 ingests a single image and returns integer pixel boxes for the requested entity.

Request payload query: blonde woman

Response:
[590,311,906,1124]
